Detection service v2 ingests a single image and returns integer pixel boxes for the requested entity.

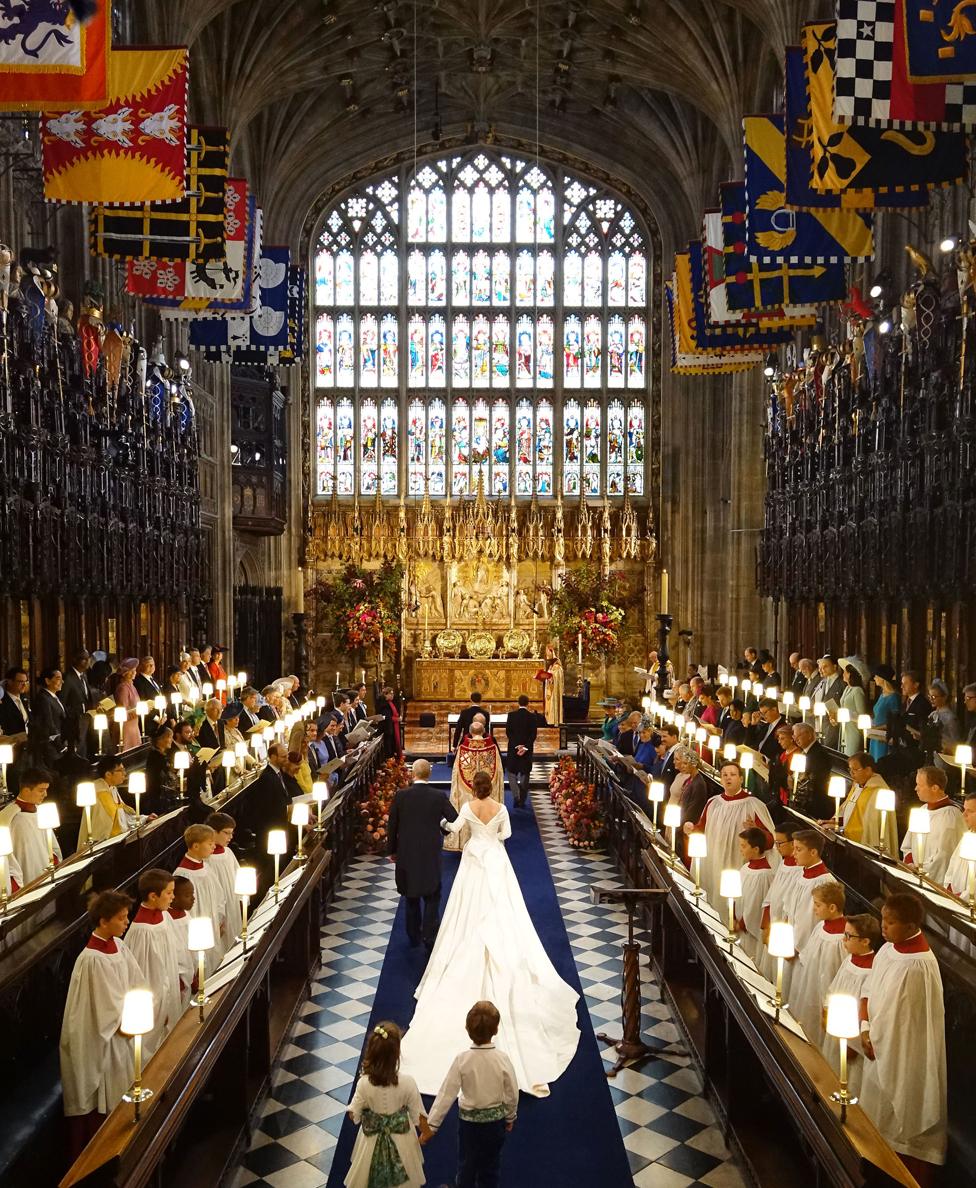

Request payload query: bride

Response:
[399,771,580,1098]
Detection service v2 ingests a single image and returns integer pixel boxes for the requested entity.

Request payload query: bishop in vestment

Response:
[538,645,564,726]
[446,721,504,852]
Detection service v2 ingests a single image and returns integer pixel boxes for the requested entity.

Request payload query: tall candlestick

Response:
[660,568,668,614]
[296,568,305,614]
[577,631,583,665]
[379,631,384,664]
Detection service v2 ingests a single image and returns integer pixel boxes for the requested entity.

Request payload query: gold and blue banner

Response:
[743,114,873,262]
[785,44,928,209]
[666,278,762,376]
[190,246,295,363]
[720,183,847,311]
[804,21,966,195]
[685,242,794,351]
[904,0,976,81]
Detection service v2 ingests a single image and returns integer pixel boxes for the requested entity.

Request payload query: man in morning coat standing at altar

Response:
[506,694,546,809]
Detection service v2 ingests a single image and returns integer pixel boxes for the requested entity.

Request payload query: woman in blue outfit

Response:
[869,664,901,761]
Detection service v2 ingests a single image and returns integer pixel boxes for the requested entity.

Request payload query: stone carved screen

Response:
[313,151,649,499]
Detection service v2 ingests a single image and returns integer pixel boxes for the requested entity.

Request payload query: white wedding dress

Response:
[399,801,580,1098]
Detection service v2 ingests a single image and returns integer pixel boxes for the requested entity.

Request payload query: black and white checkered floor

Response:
[226,787,747,1188]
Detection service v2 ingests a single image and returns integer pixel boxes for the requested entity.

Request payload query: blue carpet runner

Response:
[325,787,633,1187]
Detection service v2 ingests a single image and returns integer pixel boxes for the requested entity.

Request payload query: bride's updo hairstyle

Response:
[362,1020,402,1087]
[471,771,494,799]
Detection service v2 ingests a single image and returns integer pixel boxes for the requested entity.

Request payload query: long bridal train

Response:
[399,801,580,1097]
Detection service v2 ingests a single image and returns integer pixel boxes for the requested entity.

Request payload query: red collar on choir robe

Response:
[178,856,204,870]
[721,791,750,802]
[802,861,828,879]
[14,800,36,813]
[782,856,797,866]
[747,858,770,870]
[213,845,226,854]
[168,909,187,920]
[87,934,118,953]
[926,799,953,812]
[133,907,164,925]
[893,931,929,954]
[822,918,845,934]
[851,953,875,969]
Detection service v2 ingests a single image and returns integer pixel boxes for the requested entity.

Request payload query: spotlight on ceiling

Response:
[940,236,957,253]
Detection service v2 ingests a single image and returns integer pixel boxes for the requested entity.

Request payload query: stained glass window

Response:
[313,151,650,500]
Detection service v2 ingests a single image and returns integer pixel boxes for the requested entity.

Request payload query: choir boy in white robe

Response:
[779,830,834,995]
[175,824,227,974]
[683,760,775,908]
[860,893,948,1181]
[77,756,135,847]
[168,875,196,1007]
[0,767,61,885]
[758,826,802,981]
[942,791,976,897]
[124,869,184,1058]
[787,881,847,1047]
[735,827,775,964]
[59,890,145,1158]
[900,766,965,886]
[205,811,241,942]
[820,913,881,1099]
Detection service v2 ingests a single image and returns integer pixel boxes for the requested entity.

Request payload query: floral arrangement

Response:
[549,756,606,850]
[311,563,403,655]
[546,564,629,659]
[358,756,409,853]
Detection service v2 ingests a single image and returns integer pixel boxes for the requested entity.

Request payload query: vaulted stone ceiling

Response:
[134,0,830,250]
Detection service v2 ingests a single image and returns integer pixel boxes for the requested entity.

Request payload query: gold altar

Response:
[413,658,543,705]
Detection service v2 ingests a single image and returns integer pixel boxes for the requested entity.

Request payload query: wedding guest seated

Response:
[860,893,948,1182]
[721,699,747,746]
[697,685,720,729]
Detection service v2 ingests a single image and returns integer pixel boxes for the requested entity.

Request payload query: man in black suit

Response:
[451,691,487,752]
[722,699,748,746]
[387,759,458,951]
[60,649,91,753]
[0,665,30,735]
[789,723,834,818]
[615,711,643,757]
[505,695,545,808]
[747,697,786,763]
[134,656,161,702]
[353,683,369,722]
[246,742,290,834]
[238,687,263,733]
[30,667,67,771]
[788,652,806,696]
[654,724,681,784]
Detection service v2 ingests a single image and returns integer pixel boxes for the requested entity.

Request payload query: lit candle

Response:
[297,568,305,614]
[660,568,668,614]
[723,743,737,762]
[120,988,155,1120]
[216,678,226,694]
[577,631,583,665]
[379,630,384,664]
[789,751,806,802]
[876,787,896,855]
[720,868,742,946]
[740,750,753,791]
[77,781,97,848]
[955,744,973,792]
[695,725,707,756]
[687,831,707,898]
[336,671,340,688]
[237,672,246,686]
[234,866,257,948]
[173,749,191,796]
[813,701,827,737]
[171,690,183,711]
[828,775,847,829]
[0,743,11,794]
[361,669,366,686]
[782,690,795,712]
[93,712,108,754]
[113,705,128,749]
[187,916,214,1022]
[648,780,665,831]
[825,993,860,1122]
[767,921,795,1020]
[798,695,811,723]
[291,801,310,860]
[36,801,60,879]
[718,673,729,687]
[136,700,148,736]
[129,770,145,824]
[907,805,930,880]
[268,829,287,899]
[153,694,167,717]
[202,682,214,698]
[857,713,872,752]
[663,802,682,866]
[312,780,329,828]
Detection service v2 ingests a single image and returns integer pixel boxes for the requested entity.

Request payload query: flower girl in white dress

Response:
[346,1021,429,1188]
[400,772,580,1098]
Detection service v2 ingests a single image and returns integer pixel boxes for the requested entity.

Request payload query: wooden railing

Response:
[576,738,920,1188]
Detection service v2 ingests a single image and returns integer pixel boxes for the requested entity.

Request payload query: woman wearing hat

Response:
[111,658,142,752]
[835,660,868,757]
[869,665,900,761]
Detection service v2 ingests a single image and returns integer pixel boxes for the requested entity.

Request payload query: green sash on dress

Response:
[361,1106,411,1188]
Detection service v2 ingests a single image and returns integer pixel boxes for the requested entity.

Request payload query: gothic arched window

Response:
[313,151,649,499]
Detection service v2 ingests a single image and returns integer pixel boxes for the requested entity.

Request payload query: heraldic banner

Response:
[0,2,110,110]
[42,46,188,204]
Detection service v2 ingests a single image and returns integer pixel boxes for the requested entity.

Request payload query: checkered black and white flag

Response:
[834,0,976,128]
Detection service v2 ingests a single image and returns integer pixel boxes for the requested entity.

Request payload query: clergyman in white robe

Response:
[446,729,504,852]
[124,907,185,1057]
[59,934,144,1117]
[859,934,948,1167]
